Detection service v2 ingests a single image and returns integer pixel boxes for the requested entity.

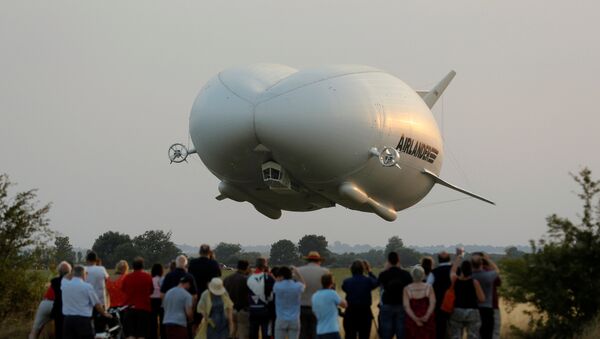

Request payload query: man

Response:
[471,252,499,339]
[247,257,275,339]
[377,251,413,339]
[121,257,154,339]
[427,251,453,339]
[188,244,222,326]
[311,273,347,339]
[273,266,305,339]
[84,251,109,332]
[297,251,329,339]
[224,260,251,339]
[163,276,195,339]
[50,261,72,339]
[61,265,112,339]
[161,255,198,298]
[341,260,378,339]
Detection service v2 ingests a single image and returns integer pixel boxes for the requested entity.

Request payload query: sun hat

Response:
[304,251,324,262]
[208,278,226,296]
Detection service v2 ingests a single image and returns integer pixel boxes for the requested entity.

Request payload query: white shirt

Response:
[85,265,109,307]
[61,277,101,317]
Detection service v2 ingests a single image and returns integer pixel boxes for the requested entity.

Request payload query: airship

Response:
[169,64,493,221]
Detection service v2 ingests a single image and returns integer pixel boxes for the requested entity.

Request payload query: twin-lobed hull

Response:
[189,64,445,220]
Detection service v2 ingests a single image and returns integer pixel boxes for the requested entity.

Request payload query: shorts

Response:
[124,309,151,337]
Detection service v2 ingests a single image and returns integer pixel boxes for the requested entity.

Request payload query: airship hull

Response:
[189,64,450,220]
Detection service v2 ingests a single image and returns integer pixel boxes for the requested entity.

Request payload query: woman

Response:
[149,263,164,339]
[341,260,378,339]
[106,260,129,307]
[28,284,54,339]
[448,255,485,339]
[420,256,434,282]
[196,278,234,339]
[403,265,436,339]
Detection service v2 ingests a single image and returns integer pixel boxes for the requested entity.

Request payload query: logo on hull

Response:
[395,134,439,164]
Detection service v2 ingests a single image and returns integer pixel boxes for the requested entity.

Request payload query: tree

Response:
[298,234,331,261]
[113,242,137,264]
[92,231,132,267]
[54,235,75,264]
[0,174,51,320]
[133,230,180,266]
[502,168,600,337]
[270,239,299,265]
[214,242,242,266]
[385,236,404,255]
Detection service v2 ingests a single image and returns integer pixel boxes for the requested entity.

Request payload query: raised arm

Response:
[291,266,305,285]
[483,253,500,273]
[450,254,462,282]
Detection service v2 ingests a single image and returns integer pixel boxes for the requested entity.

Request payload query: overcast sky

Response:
[1,1,599,249]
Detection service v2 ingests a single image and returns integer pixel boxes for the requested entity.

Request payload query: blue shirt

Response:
[274,279,305,321]
[61,277,101,317]
[311,289,342,335]
[163,287,193,327]
[341,272,378,307]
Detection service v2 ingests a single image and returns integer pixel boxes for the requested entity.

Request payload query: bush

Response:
[0,174,52,319]
[502,168,600,338]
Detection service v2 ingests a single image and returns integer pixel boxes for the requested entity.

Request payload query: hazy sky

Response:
[1,1,599,249]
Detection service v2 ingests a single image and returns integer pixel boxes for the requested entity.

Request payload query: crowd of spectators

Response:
[28,245,500,339]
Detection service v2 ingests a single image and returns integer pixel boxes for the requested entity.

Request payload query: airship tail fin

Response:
[420,70,456,109]
[422,169,495,205]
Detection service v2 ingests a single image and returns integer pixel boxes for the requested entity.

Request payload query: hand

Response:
[103,312,113,319]
[420,315,429,323]
[415,319,424,327]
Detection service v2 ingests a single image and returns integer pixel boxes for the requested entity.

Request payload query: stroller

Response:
[95,305,129,339]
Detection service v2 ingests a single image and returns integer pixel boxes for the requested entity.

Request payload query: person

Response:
[84,252,109,308]
[163,276,195,339]
[61,265,112,339]
[427,251,452,339]
[247,257,275,339]
[161,255,198,338]
[377,251,413,339]
[29,284,55,339]
[471,252,499,339]
[161,255,198,298]
[223,260,251,339]
[273,266,305,339]
[403,265,436,339]
[84,251,109,332]
[297,251,329,339]
[491,276,501,339]
[106,260,129,308]
[448,252,485,339]
[311,273,347,339]
[121,257,154,339]
[189,244,222,327]
[420,257,434,282]
[150,263,164,339]
[197,278,235,339]
[341,260,378,339]
[50,261,72,339]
